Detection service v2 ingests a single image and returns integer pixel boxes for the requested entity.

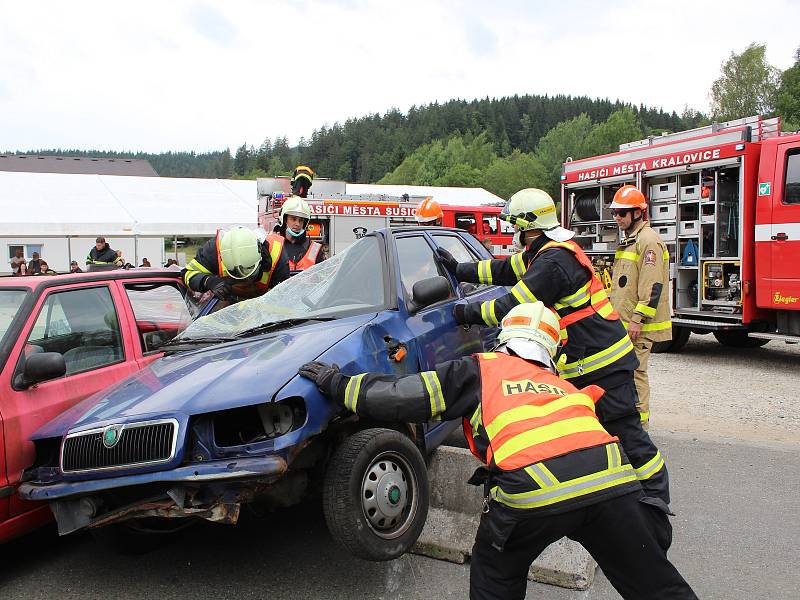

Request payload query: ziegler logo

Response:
[502,380,566,396]
[773,292,800,305]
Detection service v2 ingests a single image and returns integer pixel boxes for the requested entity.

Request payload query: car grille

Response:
[61,420,177,473]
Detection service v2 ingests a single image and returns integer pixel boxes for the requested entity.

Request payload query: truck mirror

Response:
[411,276,451,310]
[20,352,67,388]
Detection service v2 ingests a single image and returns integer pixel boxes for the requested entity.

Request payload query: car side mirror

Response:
[411,276,451,311]
[19,352,67,388]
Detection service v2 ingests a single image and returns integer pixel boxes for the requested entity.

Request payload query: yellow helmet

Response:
[502,188,574,242]
[219,227,261,280]
[496,301,561,359]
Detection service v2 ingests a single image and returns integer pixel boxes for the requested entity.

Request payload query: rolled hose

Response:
[573,191,600,221]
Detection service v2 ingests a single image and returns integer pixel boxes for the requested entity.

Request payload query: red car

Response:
[0,269,197,543]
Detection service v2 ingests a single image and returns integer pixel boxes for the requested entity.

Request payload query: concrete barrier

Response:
[412,446,597,591]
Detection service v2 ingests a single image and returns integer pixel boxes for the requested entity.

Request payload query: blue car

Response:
[20,227,504,560]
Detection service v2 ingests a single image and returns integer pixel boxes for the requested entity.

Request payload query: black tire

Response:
[651,325,691,353]
[713,330,770,348]
[90,518,184,555]
[323,428,429,561]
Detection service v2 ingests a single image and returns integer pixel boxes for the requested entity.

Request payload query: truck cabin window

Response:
[785,152,800,204]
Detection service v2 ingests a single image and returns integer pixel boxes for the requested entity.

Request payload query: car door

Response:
[5,283,139,518]
[767,144,800,303]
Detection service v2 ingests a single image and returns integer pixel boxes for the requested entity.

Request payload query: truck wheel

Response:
[651,325,690,353]
[713,330,770,348]
[323,428,429,561]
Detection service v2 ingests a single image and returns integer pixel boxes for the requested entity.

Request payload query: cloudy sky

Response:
[1,0,798,153]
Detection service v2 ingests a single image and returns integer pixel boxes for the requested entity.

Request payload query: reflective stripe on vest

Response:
[559,334,634,380]
[535,240,620,332]
[476,353,615,471]
[490,443,637,510]
[289,241,322,271]
[262,234,286,290]
[215,231,226,276]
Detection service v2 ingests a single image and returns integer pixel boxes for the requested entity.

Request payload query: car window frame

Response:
[16,284,126,383]
[393,231,458,315]
[123,281,196,355]
[430,232,497,298]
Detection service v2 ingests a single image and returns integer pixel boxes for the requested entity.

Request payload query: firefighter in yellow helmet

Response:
[261,195,326,289]
[414,197,444,226]
[299,301,696,600]
[182,226,274,300]
[435,188,670,507]
[291,165,314,198]
[609,185,672,430]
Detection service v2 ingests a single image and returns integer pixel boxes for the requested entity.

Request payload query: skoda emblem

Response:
[102,425,123,449]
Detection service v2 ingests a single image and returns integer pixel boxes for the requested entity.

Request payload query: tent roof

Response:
[346,183,504,206]
[0,172,257,236]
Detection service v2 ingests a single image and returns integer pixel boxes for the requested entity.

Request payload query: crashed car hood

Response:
[32,314,376,439]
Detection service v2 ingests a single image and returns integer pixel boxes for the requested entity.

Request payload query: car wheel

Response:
[713,330,770,348]
[323,428,429,561]
[652,325,691,353]
[90,518,185,555]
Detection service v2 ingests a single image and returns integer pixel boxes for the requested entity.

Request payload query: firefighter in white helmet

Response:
[182,226,274,300]
[435,188,671,507]
[261,195,325,289]
[299,301,697,600]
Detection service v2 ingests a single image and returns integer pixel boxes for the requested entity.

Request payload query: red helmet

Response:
[610,185,647,210]
[414,198,443,224]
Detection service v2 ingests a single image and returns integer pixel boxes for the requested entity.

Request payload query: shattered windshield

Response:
[179,236,387,339]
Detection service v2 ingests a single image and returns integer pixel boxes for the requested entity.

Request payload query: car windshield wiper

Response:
[234,317,336,339]
[157,336,239,351]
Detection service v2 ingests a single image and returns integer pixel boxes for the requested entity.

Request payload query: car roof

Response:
[0,268,183,291]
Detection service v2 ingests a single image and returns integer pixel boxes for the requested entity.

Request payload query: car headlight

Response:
[212,397,307,448]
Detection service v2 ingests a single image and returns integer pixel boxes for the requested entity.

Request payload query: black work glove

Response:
[453,303,467,325]
[436,248,458,274]
[298,361,341,397]
[205,275,233,300]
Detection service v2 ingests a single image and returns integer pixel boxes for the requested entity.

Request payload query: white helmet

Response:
[502,188,574,242]
[280,195,312,225]
[219,227,262,280]
[496,302,562,361]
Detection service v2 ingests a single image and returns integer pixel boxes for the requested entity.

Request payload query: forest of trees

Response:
[11,43,800,199]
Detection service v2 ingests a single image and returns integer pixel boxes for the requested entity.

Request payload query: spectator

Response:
[140,258,152,268]
[86,237,122,267]
[481,237,494,253]
[10,248,26,276]
[482,221,495,235]
[28,252,43,275]
[35,261,57,275]
[69,260,83,273]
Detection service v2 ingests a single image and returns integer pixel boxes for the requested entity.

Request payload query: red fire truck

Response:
[560,115,800,352]
[257,177,514,256]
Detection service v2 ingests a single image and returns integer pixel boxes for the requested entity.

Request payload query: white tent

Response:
[346,183,504,206]
[0,172,257,236]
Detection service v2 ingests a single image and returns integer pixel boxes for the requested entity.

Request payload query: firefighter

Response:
[182,226,273,300]
[263,195,325,288]
[435,188,670,505]
[291,165,314,198]
[299,302,697,600]
[609,185,672,430]
[86,237,123,268]
[415,197,444,226]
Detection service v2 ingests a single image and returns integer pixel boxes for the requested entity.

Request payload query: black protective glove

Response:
[436,247,458,275]
[298,361,341,397]
[205,275,234,300]
[453,303,467,325]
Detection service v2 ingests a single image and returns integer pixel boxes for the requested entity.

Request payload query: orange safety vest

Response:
[533,239,619,337]
[261,234,322,289]
[462,353,616,470]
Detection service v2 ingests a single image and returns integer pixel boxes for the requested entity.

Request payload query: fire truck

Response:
[257,177,514,256]
[560,115,800,352]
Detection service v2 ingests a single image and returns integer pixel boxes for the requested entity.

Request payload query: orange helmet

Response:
[609,185,647,210]
[414,197,443,224]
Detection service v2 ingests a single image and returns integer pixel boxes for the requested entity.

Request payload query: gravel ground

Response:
[648,334,800,445]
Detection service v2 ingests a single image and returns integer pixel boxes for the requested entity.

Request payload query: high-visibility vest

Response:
[463,353,616,470]
[461,353,637,511]
[262,234,321,288]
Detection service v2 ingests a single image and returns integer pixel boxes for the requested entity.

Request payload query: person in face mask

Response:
[435,188,671,510]
[262,195,325,288]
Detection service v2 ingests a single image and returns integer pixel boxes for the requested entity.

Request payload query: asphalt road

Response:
[2,431,798,599]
